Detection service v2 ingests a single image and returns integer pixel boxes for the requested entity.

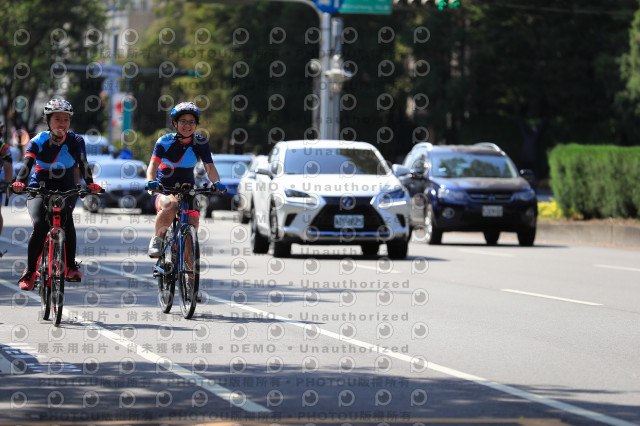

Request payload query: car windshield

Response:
[432,153,518,178]
[214,161,251,178]
[93,162,146,179]
[283,148,387,175]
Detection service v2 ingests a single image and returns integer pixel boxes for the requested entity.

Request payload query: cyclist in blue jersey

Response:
[146,102,224,257]
[12,99,102,290]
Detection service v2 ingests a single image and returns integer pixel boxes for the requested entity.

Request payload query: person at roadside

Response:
[0,120,14,238]
[145,102,225,257]
[12,99,102,290]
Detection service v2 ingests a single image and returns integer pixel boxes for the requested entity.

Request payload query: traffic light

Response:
[436,0,460,9]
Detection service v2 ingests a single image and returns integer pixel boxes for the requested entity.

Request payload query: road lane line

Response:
[0,278,270,413]
[459,248,514,257]
[501,289,602,306]
[594,264,640,273]
[356,264,401,274]
[209,293,633,426]
[2,239,633,425]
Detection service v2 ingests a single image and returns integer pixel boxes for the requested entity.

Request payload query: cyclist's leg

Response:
[149,194,178,257]
[61,195,78,265]
[26,196,48,272]
[62,195,81,281]
[20,196,47,289]
[155,194,179,237]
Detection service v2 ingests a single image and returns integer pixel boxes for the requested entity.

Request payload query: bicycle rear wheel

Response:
[39,241,51,321]
[158,226,176,313]
[50,232,66,327]
[178,225,199,319]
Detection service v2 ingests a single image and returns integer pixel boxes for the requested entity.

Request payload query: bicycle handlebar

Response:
[154,184,222,196]
[20,184,105,199]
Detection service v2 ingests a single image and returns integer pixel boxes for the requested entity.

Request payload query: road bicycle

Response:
[153,183,219,319]
[23,184,103,327]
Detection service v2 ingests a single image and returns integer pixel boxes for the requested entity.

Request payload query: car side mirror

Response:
[520,169,535,185]
[392,164,410,177]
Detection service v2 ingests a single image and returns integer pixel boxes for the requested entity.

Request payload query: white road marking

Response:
[356,264,401,274]
[0,278,270,413]
[459,248,514,258]
[594,264,640,273]
[1,239,634,425]
[501,289,602,306]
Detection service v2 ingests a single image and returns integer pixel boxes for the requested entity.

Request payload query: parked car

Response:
[78,133,116,158]
[195,154,254,216]
[83,158,155,214]
[236,155,268,224]
[396,142,537,246]
[252,140,411,258]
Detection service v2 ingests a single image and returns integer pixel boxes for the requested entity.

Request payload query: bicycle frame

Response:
[153,184,213,319]
[24,184,101,326]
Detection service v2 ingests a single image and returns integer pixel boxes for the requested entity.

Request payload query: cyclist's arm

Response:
[147,158,160,182]
[203,162,220,184]
[77,154,94,185]
[14,155,34,184]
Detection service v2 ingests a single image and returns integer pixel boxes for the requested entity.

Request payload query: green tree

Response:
[0,0,105,140]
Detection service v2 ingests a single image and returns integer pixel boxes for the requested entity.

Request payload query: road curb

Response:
[537,221,640,248]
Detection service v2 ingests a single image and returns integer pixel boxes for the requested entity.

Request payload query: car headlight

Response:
[379,188,408,208]
[284,188,318,206]
[438,188,467,202]
[514,189,536,201]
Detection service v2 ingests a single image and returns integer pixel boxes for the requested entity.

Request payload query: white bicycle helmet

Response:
[44,99,74,117]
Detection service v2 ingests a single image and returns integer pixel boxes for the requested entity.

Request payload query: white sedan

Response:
[251,140,410,258]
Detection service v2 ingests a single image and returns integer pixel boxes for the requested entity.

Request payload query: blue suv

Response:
[395,143,537,246]
[194,154,254,216]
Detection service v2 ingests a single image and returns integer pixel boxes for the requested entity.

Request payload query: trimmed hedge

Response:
[548,144,640,219]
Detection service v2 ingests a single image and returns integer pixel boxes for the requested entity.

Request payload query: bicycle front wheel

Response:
[39,240,51,321]
[158,226,176,313]
[50,231,66,327]
[178,225,199,319]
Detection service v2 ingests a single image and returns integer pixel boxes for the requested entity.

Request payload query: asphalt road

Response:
[0,201,638,425]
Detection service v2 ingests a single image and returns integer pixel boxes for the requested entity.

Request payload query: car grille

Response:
[309,196,386,231]
[467,192,513,203]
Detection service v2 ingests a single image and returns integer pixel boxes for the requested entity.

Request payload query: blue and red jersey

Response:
[150,133,213,187]
[24,131,87,190]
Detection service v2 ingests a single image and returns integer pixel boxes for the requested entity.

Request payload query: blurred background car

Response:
[83,158,155,214]
[396,142,537,246]
[236,155,268,224]
[78,133,116,158]
[252,140,410,258]
[194,153,254,217]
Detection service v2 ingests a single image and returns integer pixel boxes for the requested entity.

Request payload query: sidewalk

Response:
[537,221,640,248]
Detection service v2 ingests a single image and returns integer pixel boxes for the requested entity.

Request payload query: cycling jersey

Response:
[0,140,11,163]
[24,131,87,190]
[151,133,213,188]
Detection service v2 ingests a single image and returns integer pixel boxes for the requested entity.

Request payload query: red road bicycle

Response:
[23,184,103,326]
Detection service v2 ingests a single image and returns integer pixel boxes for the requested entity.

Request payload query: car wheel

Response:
[239,199,251,224]
[270,205,291,258]
[424,206,442,245]
[484,231,500,246]
[83,195,100,213]
[360,243,379,257]
[250,207,269,254]
[517,227,536,246]
[387,238,409,259]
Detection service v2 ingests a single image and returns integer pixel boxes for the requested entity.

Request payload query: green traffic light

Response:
[436,0,446,10]
[449,0,461,7]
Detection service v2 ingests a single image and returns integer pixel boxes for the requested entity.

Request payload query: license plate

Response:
[334,215,364,229]
[482,205,503,217]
